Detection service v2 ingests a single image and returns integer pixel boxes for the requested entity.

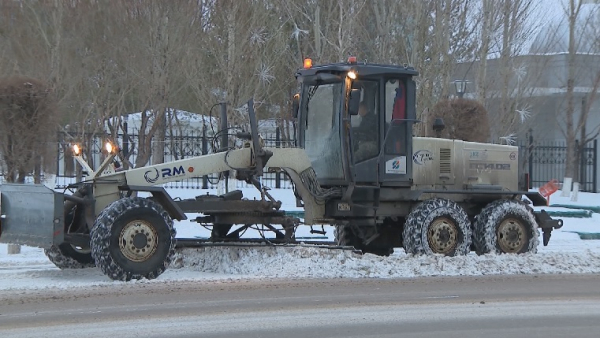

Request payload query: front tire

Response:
[403,198,472,256]
[473,199,539,255]
[90,197,176,281]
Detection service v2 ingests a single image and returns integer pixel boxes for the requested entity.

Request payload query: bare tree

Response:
[0,77,58,183]
[1,0,563,181]
[456,0,540,142]
[560,0,600,181]
[428,98,491,142]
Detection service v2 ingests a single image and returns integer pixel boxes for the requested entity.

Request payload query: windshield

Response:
[303,82,344,180]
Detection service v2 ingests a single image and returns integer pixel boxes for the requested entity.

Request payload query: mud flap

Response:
[535,209,564,246]
[0,184,63,248]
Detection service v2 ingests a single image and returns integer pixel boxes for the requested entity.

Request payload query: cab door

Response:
[349,79,380,184]
[380,77,414,186]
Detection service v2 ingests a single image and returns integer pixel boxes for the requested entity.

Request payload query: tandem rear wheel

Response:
[403,198,472,256]
[473,199,539,255]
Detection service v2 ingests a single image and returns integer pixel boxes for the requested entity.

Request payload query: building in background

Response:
[453,1,600,191]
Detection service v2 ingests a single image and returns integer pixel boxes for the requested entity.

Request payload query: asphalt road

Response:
[1,274,600,338]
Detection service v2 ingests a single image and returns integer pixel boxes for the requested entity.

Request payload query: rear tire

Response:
[403,198,472,256]
[90,197,176,281]
[473,199,539,255]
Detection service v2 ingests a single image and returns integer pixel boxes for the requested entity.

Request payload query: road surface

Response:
[1,274,600,337]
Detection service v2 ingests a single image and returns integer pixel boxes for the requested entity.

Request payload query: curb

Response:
[566,231,600,240]
[545,209,593,218]
[550,204,600,214]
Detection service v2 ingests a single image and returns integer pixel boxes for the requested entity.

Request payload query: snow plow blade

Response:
[0,184,63,249]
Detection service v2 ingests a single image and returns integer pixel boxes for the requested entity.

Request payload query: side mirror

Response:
[433,117,445,138]
[291,93,300,118]
[348,89,361,115]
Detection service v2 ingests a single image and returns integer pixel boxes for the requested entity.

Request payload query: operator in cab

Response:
[352,101,378,162]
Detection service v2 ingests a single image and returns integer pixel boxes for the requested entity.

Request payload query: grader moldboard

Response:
[0,59,562,281]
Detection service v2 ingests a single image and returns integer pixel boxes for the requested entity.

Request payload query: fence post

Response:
[594,139,598,193]
[293,121,297,147]
[576,139,582,188]
[528,129,534,189]
[202,125,208,189]
[56,132,61,183]
[275,127,281,189]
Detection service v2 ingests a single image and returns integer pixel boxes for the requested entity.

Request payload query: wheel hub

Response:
[132,233,148,249]
[119,220,158,262]
[427,217,458,254]
[497,218,527,253]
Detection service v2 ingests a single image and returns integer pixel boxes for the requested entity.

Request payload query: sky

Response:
[1,187,599,292]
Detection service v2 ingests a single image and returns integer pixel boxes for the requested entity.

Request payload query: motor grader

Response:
[0,58,562,281]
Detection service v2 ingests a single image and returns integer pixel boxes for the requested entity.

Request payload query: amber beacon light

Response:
[303,58,313,69]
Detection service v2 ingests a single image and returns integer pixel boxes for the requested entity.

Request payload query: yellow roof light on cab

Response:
[347,70,357,80]
[72,144,81,156]
[348,56,357,64]
[303,58,313,69]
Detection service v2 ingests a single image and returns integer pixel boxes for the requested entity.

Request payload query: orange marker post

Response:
[538,179,559,205]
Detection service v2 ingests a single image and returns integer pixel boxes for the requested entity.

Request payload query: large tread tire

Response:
[90,197,176,281]
[473,199,539,255]
[44,243,95,269]
[403,198,472,256]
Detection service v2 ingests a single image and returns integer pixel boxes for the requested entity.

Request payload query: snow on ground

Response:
[0,188,599,292]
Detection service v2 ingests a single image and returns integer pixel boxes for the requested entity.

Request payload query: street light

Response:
[453,80,469,98]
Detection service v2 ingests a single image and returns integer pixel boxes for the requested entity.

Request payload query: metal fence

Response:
[2,127,597,193]
[53,126,296,190]
[520,135,598,193]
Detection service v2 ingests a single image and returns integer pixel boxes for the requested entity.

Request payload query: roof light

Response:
[303,58,313,69]
[347,70,357,80]
[348,56,357,64]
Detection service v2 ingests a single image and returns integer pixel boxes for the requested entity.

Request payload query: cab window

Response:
[384,79,407,155]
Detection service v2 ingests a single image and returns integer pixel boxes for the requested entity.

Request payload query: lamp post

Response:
[453,80,469,98]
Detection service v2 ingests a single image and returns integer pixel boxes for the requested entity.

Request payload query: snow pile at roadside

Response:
[172,245,600,279]
[1,231,600,292]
